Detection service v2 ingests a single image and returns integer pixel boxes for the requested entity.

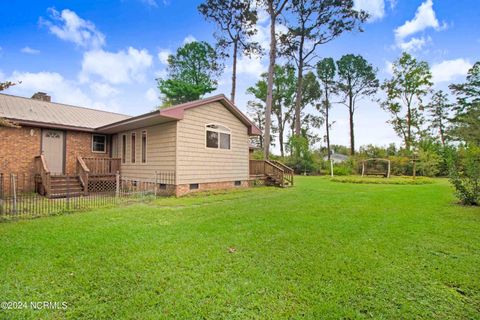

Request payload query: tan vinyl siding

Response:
[118,121,177,181]
[176,102,249,184]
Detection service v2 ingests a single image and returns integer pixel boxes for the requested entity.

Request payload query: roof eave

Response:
[4,118,96,132]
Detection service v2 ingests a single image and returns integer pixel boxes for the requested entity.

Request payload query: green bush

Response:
[449,146,480,206]
[417,149,441,177]
[332,165,352,176]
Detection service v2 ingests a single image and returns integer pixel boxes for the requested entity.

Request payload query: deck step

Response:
[48,175,84,198]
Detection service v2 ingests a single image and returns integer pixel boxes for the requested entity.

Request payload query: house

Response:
[323,152,349,164]
[0,92,292,197]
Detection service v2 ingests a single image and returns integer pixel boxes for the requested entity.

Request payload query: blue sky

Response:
[1,0,479,150]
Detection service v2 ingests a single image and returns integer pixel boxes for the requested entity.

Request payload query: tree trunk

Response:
[294,44,305,136]
[325,88,331,161]
[264,7,276,159]
[279,123,284,157]
[406,104,412,150]
[230,40,238,103]
[439,122,445,147]
[349,94,355,155]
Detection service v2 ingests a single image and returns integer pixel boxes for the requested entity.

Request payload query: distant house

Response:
[324,152,349,164]
[0,92,292,197]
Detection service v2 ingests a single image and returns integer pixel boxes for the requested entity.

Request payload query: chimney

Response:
[31,92,51,102]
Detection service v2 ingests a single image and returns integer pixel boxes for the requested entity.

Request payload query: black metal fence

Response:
[0,172,176,222]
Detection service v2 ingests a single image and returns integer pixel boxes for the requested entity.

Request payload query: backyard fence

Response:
[0,171,176,222]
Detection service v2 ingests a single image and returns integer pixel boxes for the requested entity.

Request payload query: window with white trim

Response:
[206,124,231,150]
[92,134,106,153]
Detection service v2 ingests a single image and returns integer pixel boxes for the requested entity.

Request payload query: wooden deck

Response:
[35,156,121,198]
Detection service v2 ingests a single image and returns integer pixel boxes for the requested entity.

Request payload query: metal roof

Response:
[0,93,130,130]
[0,93,261,135]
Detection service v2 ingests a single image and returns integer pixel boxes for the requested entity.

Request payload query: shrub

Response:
[417,149,441,177]
[332,165,352,176]
[448,146,480,206]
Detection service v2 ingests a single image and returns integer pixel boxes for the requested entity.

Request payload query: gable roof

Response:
[98,94,262,135]
[0,93,261,135]
[0,93,130,131]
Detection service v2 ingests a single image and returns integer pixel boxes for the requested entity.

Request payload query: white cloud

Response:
[145,88,158,102]
[183,35,197,44]
[90,82,120,98]
[397,36,431,52]
[431,59,472,84]
[157,49,172,64]
[41,8,105,49]
[154,69,168,79]
[21,46,41,55]
[235,54,266,78]
[80,47,153,84]
[384,60,394,76]
[394,0,446,51]
[354,0,385,21]
[6,71,95,107]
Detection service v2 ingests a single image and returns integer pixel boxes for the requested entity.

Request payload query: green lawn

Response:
[1,177,479,319]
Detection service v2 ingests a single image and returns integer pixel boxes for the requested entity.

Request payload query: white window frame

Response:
[205,124,231,150]
[92,134,107,153]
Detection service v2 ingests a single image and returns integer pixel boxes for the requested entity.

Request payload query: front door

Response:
[41,129,65,175]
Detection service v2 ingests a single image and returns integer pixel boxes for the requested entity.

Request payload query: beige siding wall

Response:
[117,121,177,181]
[176,102,249,184]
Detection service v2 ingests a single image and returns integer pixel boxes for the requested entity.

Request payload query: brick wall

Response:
[65,131,110,174]
[0,126,110,176]
[0,126,41,176]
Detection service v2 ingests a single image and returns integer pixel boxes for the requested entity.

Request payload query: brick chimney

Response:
[31,92,51,102]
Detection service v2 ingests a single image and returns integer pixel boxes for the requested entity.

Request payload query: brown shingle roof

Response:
[0,93,130,130]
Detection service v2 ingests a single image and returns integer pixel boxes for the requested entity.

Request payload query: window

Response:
[234,181,242,186]
[189,183,199,190]
[131,132,136,163]
[206,124,231,150]
[92,134,106,153]
[141,131,147,163]
[122,135,126,163]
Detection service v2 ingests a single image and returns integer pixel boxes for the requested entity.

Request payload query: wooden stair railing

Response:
[270,160,294,186]
[76,156,90,195]
[249,159,294,187]
[264,160,286,187]
[34,154,51,195]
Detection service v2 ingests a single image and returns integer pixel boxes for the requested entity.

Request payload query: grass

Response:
[0,176,479,319]
[331,175,434,185]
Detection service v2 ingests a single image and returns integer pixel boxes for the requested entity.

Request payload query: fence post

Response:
[66,175,70,211]
[0,173,4,215]
[116,171,120,197]
[11,174,17,215]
